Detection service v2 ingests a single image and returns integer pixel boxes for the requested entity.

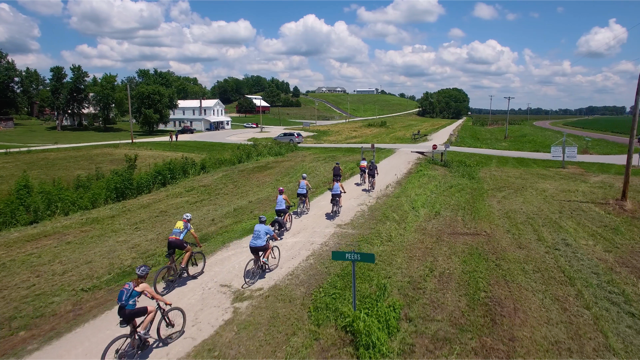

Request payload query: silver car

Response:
[273,132,303,144]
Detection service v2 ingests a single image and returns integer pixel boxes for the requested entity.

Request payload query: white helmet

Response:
[302,174,307,179]
[183,213,192,221]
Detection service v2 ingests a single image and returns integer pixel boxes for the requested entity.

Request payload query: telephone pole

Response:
[620,72,640,203]
[127,84,134,143]
[504,96,514,139]
[527,103,531,122]
[489,95,493,122]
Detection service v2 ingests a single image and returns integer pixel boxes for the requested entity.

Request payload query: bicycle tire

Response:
[297,199,304,218]
[187,251,206,277]
[285,212,293,231]
[157,307,186,345]
[268,246,281,271]
[153,265,178,296]
[243,258,260,286]
[101,334,135,360]
[360,173,365,185]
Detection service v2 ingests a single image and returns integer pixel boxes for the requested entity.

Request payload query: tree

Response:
[93,73,118,128]
[19,67,47,116]
[236,97,255,117]
[408,95,417,102]
[0,50,21,116]
[398,93,406,99]
[66,64,90,127]
[262,85,281,108]
[292,85,301,98]
[132,84,174,133]
[49,66,68,130]
[418,88,469,119]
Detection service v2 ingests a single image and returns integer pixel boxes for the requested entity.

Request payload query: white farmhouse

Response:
[160,99,231,132]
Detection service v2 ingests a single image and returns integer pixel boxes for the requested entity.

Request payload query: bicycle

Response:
[243,236,281,286]
[275,205,293,231]
[368,175,375,191]
[153,242,206,296]
[101,299,186,360]
[359,170,366,186]
[330,192,344,218]
[296,191,311,218]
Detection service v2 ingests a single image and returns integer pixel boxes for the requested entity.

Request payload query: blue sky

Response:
[1,0,639,109]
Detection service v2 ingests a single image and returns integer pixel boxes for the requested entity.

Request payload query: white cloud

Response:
[0,3,41,54]
[472,2,499,20]
[17,0,63,16]
[448,28,466,39]
[348,23,415,45]
[189,20,257,45]
[356,0,445,24]
[604,61,640,78]
[257,14,368,63]
[9,53,55,70]
[557,7,564,13]
[67,0,165,38]
[506,12,518,21]
[576,18,628,58]
[523,48,586,77]
[343,4,358,13]
[530,12,539,18]
[327,59,366,79]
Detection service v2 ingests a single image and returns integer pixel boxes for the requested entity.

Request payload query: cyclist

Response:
[332,162,343,182]
[250,215,279,265]
[331,178,347,207]
[167,213,202,275]
[359,157,368,184]
[297,174,312,208]
[275,187,292,223]
[118,265,172,339]
[368,159,379,190]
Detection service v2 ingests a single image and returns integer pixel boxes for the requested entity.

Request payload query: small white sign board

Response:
[444,143,451,149]
[303,122,311,128]
[551,146,563,160]
[565,146,578,160]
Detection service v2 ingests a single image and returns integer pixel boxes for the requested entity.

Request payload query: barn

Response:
[236,95,271,114]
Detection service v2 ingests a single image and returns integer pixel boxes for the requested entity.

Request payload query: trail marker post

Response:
[331,250,376,311]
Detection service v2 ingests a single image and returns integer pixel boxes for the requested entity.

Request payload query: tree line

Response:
[471,105,628,116]
[417,88,470,119]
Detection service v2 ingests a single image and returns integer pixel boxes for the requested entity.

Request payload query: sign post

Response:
[331,250,376,311]
[551,134,578,168]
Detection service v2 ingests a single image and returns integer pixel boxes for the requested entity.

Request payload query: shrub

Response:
[365,120,388,128]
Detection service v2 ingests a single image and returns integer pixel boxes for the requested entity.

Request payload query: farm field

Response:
[0,146,393,358]
[455,120,633,155]
[292,115,453,144]
[0,120,167,146]
[189,152,640,359]
[307,93,419,117]
[469,114,579,126]
[226,96,346,125]
[563,116,634,136]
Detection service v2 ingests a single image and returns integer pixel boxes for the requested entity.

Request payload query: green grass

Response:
[455,120,635,155]
[307,93,419,117]
[564,116,635,136]
[188,152,640,359]
[291,115,453,144]
[226,96,346,125]
[0,120,167,145]
[0,146,394,358]
[470,114,579,123]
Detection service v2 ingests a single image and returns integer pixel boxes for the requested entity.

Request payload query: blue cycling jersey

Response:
[249,224,274,247]
[169,220,193,240]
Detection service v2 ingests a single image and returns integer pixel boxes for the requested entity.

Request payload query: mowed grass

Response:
[455,120,633,155]
[0,147,393,358]
[0,120,167,145]
[293,115,453,144]
[470,114,580,122]
[307,93,419,117]
[227,96,346,126]
[188,152,640,359]
[564,116,635,136]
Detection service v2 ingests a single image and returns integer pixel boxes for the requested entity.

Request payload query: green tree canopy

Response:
[292,85,301,98]
[66,64,90,126]
[49,65,68,130]
[236,97,255,116]
[262,85,281,107]
[0,50,21,116]
[132,84,174,133]
[93,73,118,128]
[19,67,47,116]
[418,88,469,119]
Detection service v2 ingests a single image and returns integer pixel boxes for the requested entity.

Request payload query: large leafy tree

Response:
[292,85,301,98]
[132,84,174,133]
[19,67,47,116]
[236,97,255,117]
[66,64,90,127]
[262,84,281,108]
[418,88,469,119]
[49,66,68,130]
[93,73,118,128]
[0,50,21,116]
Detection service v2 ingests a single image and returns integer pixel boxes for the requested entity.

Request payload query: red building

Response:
[236,95,270,114]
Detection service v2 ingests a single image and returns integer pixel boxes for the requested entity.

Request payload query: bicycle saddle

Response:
[165,249,176,258]
[119,318,133,328]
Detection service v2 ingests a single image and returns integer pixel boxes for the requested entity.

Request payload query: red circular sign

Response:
[432,144,438,150]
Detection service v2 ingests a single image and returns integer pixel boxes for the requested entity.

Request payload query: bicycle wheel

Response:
[187,251,206,277]
[297,199,304,218]
[360,173,365,185]
[157,307,186,345]
[243,258,260,286]
[285,213,293,231]
[101,334,135,360]
[268,246,281,271]
[153,265,178,296]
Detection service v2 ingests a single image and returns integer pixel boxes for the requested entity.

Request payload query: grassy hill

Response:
[307,93,419,117]
[225,95,346,126]
[563,116,634,136]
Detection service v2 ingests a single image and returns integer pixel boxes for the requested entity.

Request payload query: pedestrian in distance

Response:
[169,131,174,142]
[175,131,179,142]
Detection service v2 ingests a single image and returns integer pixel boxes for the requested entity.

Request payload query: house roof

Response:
[204,115,232,121]
[251,98,270,107]
[315,86,346,91]
[177,99,220,108]
[356,88,376,91]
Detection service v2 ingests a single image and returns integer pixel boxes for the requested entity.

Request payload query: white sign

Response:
[565,146,578,160]
[551,146,563,160]
[444,143,451,149]
[303,122,311,128]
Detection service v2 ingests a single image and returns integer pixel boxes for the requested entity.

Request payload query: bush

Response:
[365,120,388,127]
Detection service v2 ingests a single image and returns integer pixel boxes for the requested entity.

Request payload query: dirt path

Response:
[26,123,466,359]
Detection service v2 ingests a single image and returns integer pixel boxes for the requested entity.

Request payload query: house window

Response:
[173,121,176,127]
[192,109,195,116]
[204,109,207,116]
[190,121,193,127]
[182,110,185,116]
[172,110,175,115]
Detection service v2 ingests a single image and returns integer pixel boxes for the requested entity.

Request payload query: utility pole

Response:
[620,72,640,202]
[504,96,514,139]
[527,103,531,122]
[260,99,263,130]
[315,101,318,125]
[549,109,551,120]
[489,95,493,122]
[127,83,134,143]
[347,94,350,122]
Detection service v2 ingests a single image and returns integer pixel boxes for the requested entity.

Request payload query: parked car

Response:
[177,126,195,134]
[273,132,303,144]
[243,123,254,128]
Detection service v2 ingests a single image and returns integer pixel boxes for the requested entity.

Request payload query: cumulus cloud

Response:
[506,13,518,21]
[348,23,415,44]
[9,53,55,70]
[576,18,628,58]
[557,7,564,13]
[343,4,358,13]
[0,3,41,54]
[67,0,165,38]
[523,48,586,78]
[448,28,466,39]
[472,2,499,20]
[356,0,445,24]
[17,0,63,16]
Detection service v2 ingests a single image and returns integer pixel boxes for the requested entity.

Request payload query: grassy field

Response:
[0,120,167,145]
[470,114,579,126]
[188,152,640,359]
[307,93,419,117]
[0,147,394,358]
[563,116,634,136]
[292,115,453,144]
[227,96,346,125]
[455,120,634,155]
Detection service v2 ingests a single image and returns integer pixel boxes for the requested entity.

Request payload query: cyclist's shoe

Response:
[138,330,151,339]
[178,265,187,276]
[262,258,270,265]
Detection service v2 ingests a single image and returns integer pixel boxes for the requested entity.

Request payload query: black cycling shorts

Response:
[168,238,188,251]
[333,175,342,182]
[331,193,342,199]
[360,168,367,173]
[297,192,308,199]
[250,244,270,257]
[118,306,148,323]
[368,173,376,179]
[275,209,288,217]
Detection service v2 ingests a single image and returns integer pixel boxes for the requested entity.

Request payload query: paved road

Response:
[534,120,638,146]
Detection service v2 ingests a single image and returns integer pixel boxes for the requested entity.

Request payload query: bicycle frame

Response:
[166,242,196,266]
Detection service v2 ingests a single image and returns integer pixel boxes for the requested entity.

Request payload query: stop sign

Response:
[432,144,438,150]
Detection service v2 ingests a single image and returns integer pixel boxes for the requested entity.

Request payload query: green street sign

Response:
[332,251,375,264]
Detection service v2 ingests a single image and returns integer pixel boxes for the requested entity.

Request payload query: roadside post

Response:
[584,137,591,154]
[444,143,450,161]
[551,133,577,169]
[331,250,376,311]
[432,144,437,160]
[361,144,376,162]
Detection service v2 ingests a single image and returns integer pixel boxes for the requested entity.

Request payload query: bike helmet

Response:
[259,215,267,224]
[336,162,340,165]
[136,264,151,277]
[278,187,284,194]
[302,174,307,179]
[183,213,192,221]
[362,157,366,161]
[370,160,375,164]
